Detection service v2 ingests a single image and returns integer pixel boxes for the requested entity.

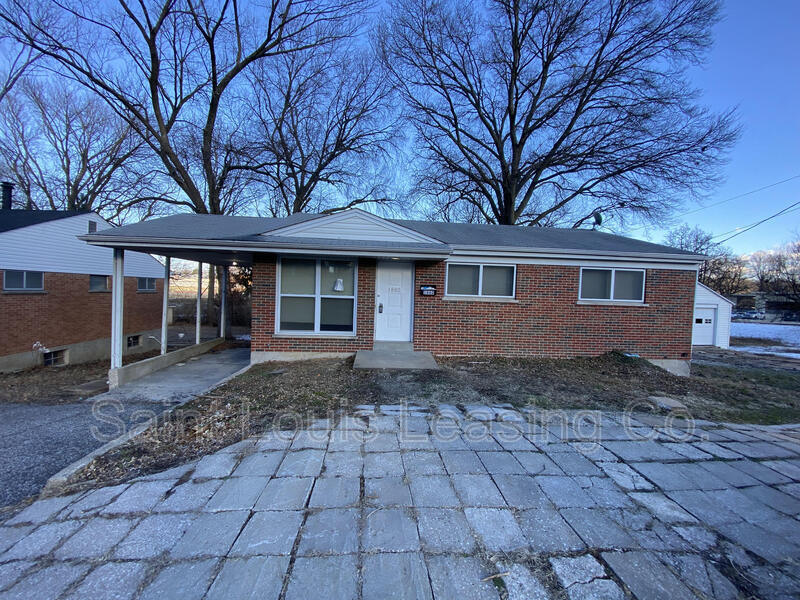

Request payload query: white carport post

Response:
[110,248,125,369]
[220,266,228,339]
[160,257,171,355]
[196,262,203,345]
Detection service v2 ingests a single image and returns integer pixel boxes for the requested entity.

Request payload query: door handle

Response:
[378,303,383,313]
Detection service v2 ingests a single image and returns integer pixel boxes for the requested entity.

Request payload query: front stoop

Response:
[353,342,439,370]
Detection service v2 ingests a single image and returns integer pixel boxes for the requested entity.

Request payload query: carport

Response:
[81,237,252,387]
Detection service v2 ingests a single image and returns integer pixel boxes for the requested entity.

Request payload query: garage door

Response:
[692,307,716,346]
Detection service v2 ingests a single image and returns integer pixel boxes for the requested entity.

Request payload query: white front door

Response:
[374,261,413,342]
[692,307,716,346]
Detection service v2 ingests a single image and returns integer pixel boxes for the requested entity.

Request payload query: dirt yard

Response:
[63,349,800,490]
[0,351,159,404]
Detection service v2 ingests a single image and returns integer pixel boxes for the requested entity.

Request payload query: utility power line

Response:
[713,200,800,244]
[627,173,800,232]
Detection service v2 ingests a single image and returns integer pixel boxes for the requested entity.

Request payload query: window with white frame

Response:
[137,277,156,291]
[579,268,645,302]
[278,258,356,334]
[3,270,43,291]
[445,263,515,297]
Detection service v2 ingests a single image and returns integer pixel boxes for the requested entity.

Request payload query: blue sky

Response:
[635,0,800,254]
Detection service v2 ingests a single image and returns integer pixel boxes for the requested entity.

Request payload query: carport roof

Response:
[81,210,705,264]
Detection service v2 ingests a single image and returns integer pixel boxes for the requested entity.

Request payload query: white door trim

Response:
[374,261,414,342]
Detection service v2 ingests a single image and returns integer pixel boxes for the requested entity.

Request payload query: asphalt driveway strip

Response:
[0,348,250,508]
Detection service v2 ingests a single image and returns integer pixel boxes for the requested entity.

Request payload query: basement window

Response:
[43,349,66,367]
[137,277,156,292]
[445,263,515,297]
[579,268,645,302]
[89,275,111,292]
[3,270,43,291]
[127,335,141,348]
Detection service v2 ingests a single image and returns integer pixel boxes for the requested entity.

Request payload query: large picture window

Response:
[446,263,515,297]
[579,268,645,302]
[278,258,356,334]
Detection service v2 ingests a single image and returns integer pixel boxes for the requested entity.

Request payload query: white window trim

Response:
[578,267,646,303]
[3,270,44,291]
[444,263,516,298]
[275,257,358,336]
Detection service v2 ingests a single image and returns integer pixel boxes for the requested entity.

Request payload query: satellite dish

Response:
[592,211,602,229]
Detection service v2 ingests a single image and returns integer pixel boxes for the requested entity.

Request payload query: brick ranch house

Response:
[0,204,165,373]
[82,209,704,375]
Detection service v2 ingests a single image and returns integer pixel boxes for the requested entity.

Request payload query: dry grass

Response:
[60,351,800,491]
[730,336,788,347]
[0,351,159,404]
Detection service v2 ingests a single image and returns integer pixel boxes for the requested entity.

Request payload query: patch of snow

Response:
[733,347,800,360]
[730,323,800,348]
[235,334,251,341]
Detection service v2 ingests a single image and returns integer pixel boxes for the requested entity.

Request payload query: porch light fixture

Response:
[333,278,344,292]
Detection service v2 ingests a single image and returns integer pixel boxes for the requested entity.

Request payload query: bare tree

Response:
[0,23,40,104]
[758,238,800,304]
[380,0,739,226]
[0,79,164,221]
[1,0,367,216]
[664,224,747,295]
[246,45,396,216]
[749,250,777,293]
[1,0,366,323]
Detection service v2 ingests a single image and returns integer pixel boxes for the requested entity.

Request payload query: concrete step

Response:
[353,346,438,370]
[372,342,414,352]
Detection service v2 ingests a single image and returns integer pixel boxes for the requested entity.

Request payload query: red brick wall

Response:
[251,257,695,360]
[251,256,375,352]
[0,271,163,356]
[412,262,695,359]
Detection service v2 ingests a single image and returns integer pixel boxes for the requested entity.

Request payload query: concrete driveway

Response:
[0,348,249,508]
[0,404,799,599]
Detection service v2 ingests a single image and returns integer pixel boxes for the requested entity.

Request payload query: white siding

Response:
[0,213,164,278]
[694,282,732,349]
[269,210,437,243]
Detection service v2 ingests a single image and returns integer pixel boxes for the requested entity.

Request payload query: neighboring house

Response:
[0,208,165,372]
[83,209,705,375]
[692,282,733,349]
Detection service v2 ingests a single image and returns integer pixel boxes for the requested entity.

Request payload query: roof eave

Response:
[80,235,452,259]
[449,245,706,263]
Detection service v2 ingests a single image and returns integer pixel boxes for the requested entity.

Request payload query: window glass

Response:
[481,266,514,296]
[137,277,156,291]
[581,269,612,299]
[320,298,354,331]
[281,259,316,295]
[279,297,315,330]
[25,271,43,289]
[614,270,644,301]
[447,264,480,295]
[320,261,354,296]
[90,275,110,291]
[4,270,24,289]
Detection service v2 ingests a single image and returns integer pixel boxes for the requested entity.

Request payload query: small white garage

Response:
[692,282,733,348]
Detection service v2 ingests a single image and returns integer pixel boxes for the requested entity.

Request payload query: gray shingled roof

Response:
[0,209,89,234]
[84,211,700,259]
[392,219,698,257]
